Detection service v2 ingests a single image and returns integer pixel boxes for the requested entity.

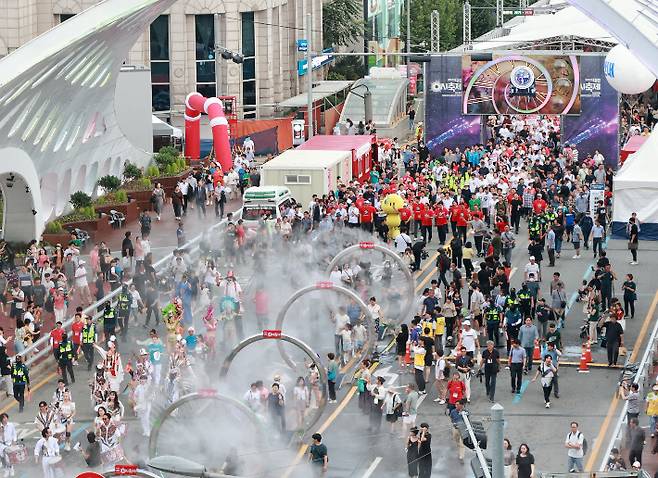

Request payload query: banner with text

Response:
[425,55,482,156]
[563,55,620,168]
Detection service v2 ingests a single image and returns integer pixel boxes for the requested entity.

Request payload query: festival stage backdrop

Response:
[563,55,620,168]
[462,53,581,115]
[426,55,482,156]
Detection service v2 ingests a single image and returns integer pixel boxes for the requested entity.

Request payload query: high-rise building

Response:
[0,0,323,119]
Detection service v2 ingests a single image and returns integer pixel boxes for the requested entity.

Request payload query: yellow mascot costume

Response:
[381,194,405,240]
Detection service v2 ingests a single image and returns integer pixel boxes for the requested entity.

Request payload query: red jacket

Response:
[447,380,466,404]
[359,205,376,223]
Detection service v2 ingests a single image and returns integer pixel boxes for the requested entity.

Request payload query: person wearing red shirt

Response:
[532,194,548,215]
[420,207,435,243]
[456,204,470,242]
[412,201,426,236]
[434,204,449,245]
[49,321,64,362]
[359,201,376,233]
[446,372,466,407]
[495,217,508,234]
[399,204,412,232]
[70,313,84,363]
[449,203,461,237]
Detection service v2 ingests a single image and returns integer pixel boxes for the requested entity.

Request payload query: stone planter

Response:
[154,168,193,195]
[126,189,154,213]
[95,199,139,224]
[41,233,72,247]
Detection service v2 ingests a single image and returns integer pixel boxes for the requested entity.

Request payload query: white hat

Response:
[529,256,535,260]
[463,320,471,326]
[110,335,116,342]
[139,348,148,356]
[78,260,86,265]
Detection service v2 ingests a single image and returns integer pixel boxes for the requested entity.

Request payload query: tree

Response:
[401,0,462,52]
[323,0,364,49]
[400,0,496,53]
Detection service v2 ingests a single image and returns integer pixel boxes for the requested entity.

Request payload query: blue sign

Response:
[297,48,335,76]
[297,39,308,52]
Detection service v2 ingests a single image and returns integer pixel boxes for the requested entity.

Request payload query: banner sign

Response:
[563,55,620,168]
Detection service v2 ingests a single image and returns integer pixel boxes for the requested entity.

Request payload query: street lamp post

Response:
[148,455,241,478]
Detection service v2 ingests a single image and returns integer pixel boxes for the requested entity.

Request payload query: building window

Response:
[150,15,170,111]
[196,15,216,97]
[59,13,75,23]
[241,12,256,118]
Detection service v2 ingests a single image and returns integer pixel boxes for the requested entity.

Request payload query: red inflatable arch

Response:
[184,92,232,171]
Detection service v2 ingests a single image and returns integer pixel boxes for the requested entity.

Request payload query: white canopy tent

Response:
[152,115,182,138]
[612,129,658,239]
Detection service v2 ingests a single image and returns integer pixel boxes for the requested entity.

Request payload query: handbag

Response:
[628,242,638,251]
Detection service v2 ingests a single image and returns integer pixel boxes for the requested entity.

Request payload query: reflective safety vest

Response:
[506,297,518,309]
[11,364,28,384]
[103,309,116,322]
[81,325,96,344]
[117,293,130,312]
[517,291,531,302]
[485,307,500,322]
[58,341,73,361]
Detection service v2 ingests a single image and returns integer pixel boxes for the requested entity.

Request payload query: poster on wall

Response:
[562,55,620,168]
[425,55,482,156]
[462,54,581,115]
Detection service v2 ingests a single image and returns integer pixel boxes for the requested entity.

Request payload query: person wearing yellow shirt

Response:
[420,316,435,337]
[462,241,476,278]
[435,315,446,349]
[413,343,427,393]
[646,383,658,437]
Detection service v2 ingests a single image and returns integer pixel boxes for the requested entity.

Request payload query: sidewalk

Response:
[0,197,242,355]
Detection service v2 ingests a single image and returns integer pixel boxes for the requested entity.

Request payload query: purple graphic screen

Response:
[563,55,620,168]
[425,55,482,156]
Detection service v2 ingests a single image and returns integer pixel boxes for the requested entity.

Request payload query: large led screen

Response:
[462,54,581,115]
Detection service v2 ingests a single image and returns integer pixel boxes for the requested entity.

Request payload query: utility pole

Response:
[406,0,411,75]
[520,0,528,8]
[462,411,491,478]
[305,13,314,138]
[430,10,440,52]
[463,1,472,51]
[490,404,505,478]
[496,0,504,27]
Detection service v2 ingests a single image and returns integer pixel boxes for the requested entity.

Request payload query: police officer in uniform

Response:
[81,316,97,371]
[102,302,117,343]
[484,298,502,347]
[58,333,74,385]
[517,284,533,318]
[10,355,29,413]
[116,284,132,341]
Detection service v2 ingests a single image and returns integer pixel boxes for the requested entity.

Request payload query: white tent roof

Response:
[612,129,658,224]
[469,4,618,51]
[152,115,182,139]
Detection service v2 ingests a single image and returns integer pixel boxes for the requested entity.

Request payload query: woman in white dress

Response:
[292,377,309,431]
[59,391,75,451]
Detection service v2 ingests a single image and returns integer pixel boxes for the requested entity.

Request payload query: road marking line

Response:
[512,379,530,404]
[0,371,58,415]
[362,457,383,478]
[585,288,658,470]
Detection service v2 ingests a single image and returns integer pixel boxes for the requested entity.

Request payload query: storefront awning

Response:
[278,81,353,108]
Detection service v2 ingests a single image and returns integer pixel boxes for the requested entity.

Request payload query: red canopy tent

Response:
[620,135,648,165]
[297,135,376,183]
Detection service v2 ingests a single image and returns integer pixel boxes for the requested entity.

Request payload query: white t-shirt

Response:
[565,431,584,458]
[461,328,479,353]
[334,313,349,335]
[525,263,540,279]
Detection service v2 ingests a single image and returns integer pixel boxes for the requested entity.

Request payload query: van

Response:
[241,186,295,226]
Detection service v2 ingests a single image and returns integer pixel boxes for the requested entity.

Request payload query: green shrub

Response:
[123,161,142,181]
[45,221,63,234]
[98,175,121,192]
[165,163,177,175]
[177,157,187,170]
[159,146,179,158]
[80,206,96,220]
[153,146,180,170]
[145,165,160,178]
[139,177,152,189]
[69,191,92,210]
[114,189,128,203]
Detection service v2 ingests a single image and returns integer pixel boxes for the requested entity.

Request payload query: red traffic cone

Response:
[578,348,590,373]
[404,342,411,365]
[585,341,593,363]
[532,339,541,361]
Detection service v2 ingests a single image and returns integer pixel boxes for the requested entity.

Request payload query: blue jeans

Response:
[555,238,563,254]
[568,456,584,472]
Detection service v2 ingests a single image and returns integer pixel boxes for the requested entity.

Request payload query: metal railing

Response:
[598,314,658,471]
[16,209,242,369]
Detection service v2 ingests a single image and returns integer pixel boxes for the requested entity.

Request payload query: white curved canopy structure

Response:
[0,0,176,241]
[568,0,658,78]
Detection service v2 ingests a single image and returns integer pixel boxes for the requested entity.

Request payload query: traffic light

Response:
[470,456,492,478]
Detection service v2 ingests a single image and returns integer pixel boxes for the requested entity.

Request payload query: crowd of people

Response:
[0,107,651,477]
